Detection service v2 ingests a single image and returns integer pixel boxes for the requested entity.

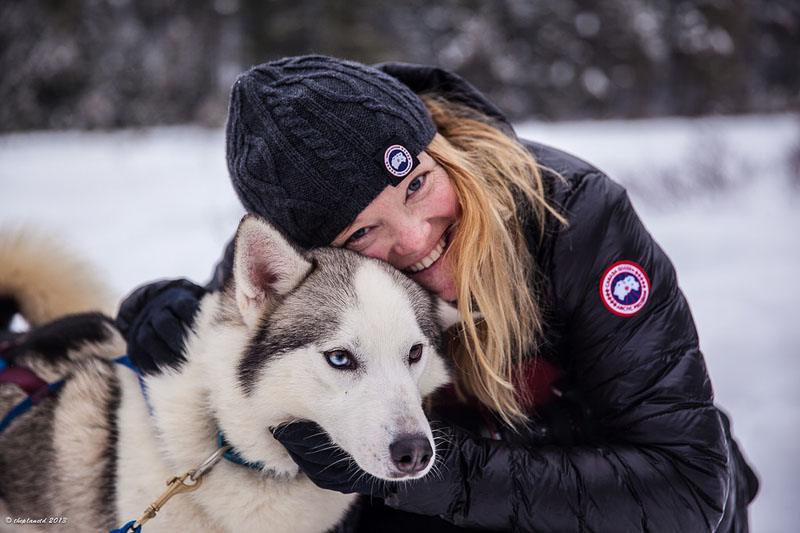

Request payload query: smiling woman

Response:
[117,55,758,532]
[331,150,461,301]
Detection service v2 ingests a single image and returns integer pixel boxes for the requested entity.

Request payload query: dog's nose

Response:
[390,435,432,474]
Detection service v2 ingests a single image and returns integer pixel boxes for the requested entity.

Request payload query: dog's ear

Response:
[233,214,313,329]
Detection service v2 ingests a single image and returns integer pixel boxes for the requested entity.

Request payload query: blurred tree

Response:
[239,0,415,65]
[0,0,796,131]
[0,0,233,130]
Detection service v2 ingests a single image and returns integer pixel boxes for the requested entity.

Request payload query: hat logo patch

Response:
[600,261,650,316]
[384,144,413,178]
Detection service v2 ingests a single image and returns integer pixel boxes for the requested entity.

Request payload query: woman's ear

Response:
[233,214,313,329]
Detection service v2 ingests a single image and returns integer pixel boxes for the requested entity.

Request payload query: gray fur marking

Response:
[237,248,357,394]
[0,313,124,531]
[0,390,59,518]
[236,246,445,394]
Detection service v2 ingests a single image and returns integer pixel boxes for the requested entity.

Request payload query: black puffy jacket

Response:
[199,63,759,532]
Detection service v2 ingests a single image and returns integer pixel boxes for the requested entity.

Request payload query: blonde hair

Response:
[422,95,566,427]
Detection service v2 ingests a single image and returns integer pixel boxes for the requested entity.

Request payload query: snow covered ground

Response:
[1,114,798,531]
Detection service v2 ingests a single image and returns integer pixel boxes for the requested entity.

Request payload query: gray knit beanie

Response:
[225,55,437,249]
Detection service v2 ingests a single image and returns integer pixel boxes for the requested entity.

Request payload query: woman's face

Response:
[331,151,461,302]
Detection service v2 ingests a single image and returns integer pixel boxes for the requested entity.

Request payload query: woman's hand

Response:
[271,421,389,496]
[271,418,472,522]
[116,278,206,374]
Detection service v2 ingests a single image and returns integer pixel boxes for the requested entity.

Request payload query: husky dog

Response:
[0,215,454,532]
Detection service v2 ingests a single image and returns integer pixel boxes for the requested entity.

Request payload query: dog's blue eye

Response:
[408,344,423,364]
[325,349,355,370]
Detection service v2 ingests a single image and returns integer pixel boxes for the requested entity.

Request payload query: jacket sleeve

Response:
[387,172,730,532]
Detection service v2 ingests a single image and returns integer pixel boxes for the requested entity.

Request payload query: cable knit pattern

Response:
[225,55,436,248]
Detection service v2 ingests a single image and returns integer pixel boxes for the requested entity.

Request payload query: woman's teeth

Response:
[405,236,447,273]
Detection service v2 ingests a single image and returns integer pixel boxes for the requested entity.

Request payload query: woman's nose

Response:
[390,218,430,258]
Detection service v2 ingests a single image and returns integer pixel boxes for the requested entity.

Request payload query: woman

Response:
[118,55,758,531]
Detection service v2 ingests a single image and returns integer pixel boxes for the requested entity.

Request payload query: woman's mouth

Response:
[403,229,452,274]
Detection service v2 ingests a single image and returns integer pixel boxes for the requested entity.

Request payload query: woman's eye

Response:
[408,344,423,364]
[407,175,425,196]
[325,349,355,370]
[347,227,369,243]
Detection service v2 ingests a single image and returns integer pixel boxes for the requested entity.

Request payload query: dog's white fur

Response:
[125,217,453,530]
[1,216,454,532]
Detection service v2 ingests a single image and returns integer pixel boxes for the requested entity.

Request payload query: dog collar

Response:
[125,357,266,473]
[217,431,266,471]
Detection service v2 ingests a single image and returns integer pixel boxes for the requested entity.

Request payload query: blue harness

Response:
[1,352,261,465]
[0,351,265,531]
[0,352,137,433]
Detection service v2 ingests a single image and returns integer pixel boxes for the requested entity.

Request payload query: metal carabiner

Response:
[132,470,202,529]
[191,444,231,482]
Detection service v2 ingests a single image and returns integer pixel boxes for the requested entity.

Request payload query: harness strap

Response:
[0,381,66,434]
[114,355,138,373]
[1,355,262,472]
[0,366,50,400]
[0,352,69,433]
[0,355,131,435]
[109,520,141,533]
[2,353,265,533]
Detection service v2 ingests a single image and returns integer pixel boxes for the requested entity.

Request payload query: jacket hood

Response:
[374,62,516,138]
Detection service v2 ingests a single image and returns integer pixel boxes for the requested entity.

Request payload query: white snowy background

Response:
[1,114,798,532]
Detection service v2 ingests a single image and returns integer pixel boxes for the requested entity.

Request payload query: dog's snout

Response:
[390,435,432,474]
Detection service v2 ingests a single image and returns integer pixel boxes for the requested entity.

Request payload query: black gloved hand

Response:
[271,421,389,496]
[272,419,475,523]
[116,278,206,375]
[380,421,465,520]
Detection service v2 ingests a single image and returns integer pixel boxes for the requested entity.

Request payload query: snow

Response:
[1,114,798,531]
